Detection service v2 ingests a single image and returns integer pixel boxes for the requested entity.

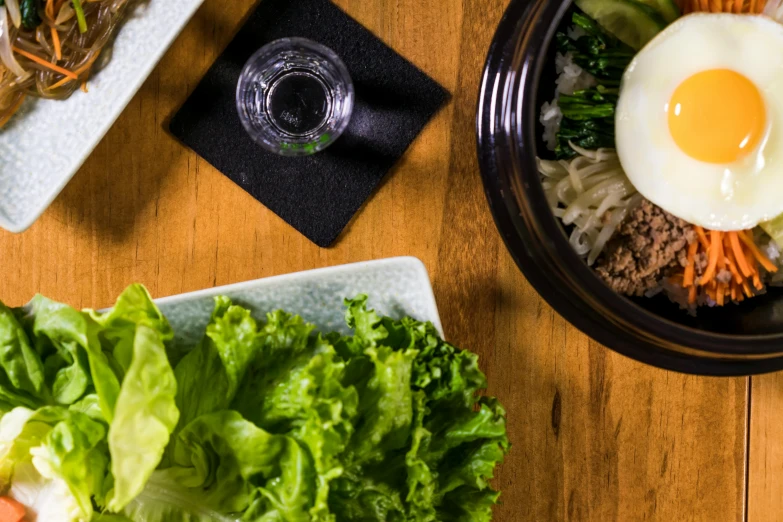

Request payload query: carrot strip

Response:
[724,234,743,283]
[717,282,725,305]
[729,232,753,278]
[683,240,699,287]
[12,47,77,79]
[695,226,710,249]
[701,231,722,284]
[0,496,26,522]
[707,282,717,301]
[738,231,778,273]
[48,51,100,90]
[51,27,61,61]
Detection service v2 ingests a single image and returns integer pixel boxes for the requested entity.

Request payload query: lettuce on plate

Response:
[0,287,510,521]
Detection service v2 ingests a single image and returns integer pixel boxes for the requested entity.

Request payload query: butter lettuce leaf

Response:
[25,295,120,422]
[170,297,261,466]
[107,324,179,512]
[0,303,47,409]
[88,284,174,374]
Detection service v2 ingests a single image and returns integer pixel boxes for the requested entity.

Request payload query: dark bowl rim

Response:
[476,0,783,375]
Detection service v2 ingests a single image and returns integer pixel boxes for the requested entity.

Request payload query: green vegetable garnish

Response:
[71,0,87,33]
[0,286,510,521]
[556,86,618,158]
[556,13,636,86]
[553,12,635,159]
[19,0,40,30]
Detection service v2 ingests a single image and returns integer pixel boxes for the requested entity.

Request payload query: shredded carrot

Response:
[727,232,753,278]
[701,231,722,284]
[45,0,54,20]
[81,81,88,93]
[723,234,743,283]
[738,231,778,273]
[679,0,767,12]
[683,240,699,287]
[48,51,101,90]
[51,27,62,61]
[671,226,777,307]
[0,497,26,522]
[695,226,710,250]
[717,282,726,305]
[12,47,77,80]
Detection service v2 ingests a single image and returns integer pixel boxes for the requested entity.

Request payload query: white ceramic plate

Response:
[0,0,205,233]
[152,257,443,349]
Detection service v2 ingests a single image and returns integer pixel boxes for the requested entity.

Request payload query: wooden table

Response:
[0,0,780,520]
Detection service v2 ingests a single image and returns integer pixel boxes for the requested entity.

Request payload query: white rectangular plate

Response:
[0,0,205,232]
[153,257,443,349]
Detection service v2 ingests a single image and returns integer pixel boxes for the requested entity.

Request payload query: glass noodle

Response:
[0,0,134,128]
[538,143,642,265]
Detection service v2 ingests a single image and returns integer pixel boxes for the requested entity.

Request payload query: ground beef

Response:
[595,199,695,296]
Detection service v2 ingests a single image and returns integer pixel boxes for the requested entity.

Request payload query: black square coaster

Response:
[169,0,450,247]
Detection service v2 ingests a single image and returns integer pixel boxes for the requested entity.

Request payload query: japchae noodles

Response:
[0,0,134,128]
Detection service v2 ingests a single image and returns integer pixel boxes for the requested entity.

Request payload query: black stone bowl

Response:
[476,0,783,375]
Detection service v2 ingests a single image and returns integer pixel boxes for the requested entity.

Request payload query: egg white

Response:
[615,13,783,231]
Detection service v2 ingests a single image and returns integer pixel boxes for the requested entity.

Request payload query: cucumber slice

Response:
[575,0,668,50]
[635,0,680,23]
[761,215,783,249]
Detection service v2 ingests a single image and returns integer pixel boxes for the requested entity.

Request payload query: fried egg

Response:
[615,13,783,231]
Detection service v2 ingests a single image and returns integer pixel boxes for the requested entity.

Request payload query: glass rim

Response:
[236,37,355,157]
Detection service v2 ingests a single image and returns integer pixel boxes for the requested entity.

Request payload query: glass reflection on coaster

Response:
[236,38,354,156]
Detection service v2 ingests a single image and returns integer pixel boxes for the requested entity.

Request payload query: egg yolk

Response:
[668,69,766,164]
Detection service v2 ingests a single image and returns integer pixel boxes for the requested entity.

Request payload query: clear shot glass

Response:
[236,38,354,156]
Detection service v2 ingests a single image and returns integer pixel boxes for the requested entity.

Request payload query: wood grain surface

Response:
[0,0,764,520]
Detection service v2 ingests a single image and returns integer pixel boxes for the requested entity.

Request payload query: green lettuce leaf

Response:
[1,289,509,522]
[25,296,93,406]
[0,303,47,409]
[347,345,416,465]
[162,410,316,518]
[121,470,240,522]
[89,284,174,374]
[106,324,179,512]
[25,296,120,422]
[230,311,358,520]
[170,297,260,466]
[29,410,109,516]
[1,406,110,522]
